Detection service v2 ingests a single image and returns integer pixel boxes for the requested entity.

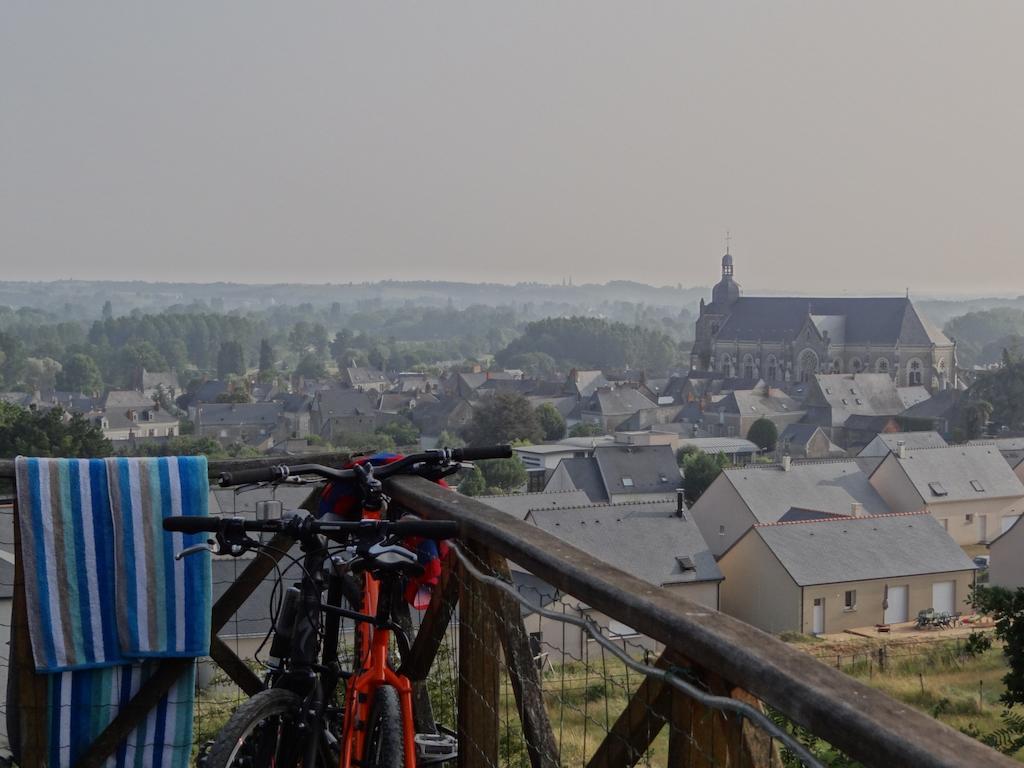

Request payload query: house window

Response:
[622,477,634,487]
[971,480,985,492]
[928,481,948,497]
[676,556,696,572]
[966,513,974,524]
[844,590,857,611]
[718,525,726,536]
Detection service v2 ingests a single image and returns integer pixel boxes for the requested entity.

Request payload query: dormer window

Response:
[928,482,948,497]
[971,480,985,493]
[676,556,696,572]
[622,477,634,487]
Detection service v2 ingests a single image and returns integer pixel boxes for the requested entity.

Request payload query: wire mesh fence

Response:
[0,484,1000,767]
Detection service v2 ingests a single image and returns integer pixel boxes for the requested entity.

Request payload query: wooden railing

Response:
[1,455,1016,767]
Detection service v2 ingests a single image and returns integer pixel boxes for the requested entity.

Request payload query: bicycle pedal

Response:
[415,731,458,764]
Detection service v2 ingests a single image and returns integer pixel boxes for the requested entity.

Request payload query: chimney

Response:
[781,455,792,472]
[851,502,865,518]
[896,440,907,459]
[676,489,686,518]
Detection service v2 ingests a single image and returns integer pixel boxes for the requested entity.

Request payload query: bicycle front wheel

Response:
[203,688,324,768]
[364,684,404,768]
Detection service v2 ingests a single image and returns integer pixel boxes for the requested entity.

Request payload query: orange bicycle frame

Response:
[339,506,418,768]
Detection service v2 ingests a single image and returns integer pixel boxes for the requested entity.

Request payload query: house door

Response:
[932,581,955,614]
[979,515,988,542]
[885,585,909,624]
[812,598,825,635]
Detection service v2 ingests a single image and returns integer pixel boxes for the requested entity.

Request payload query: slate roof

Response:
[314,388,377,418]
[548,457,609,502]
[753,512,974,587]
[858,432,948,456]
[593,445,681,496]
[194,380,229,403]
[474,490,593,519]
[723,460,890,525]
[811,374,905,420]
[714,297,951,346]
[526,395,578,420]
[675,437,760,455]
[273,393,312,413]
[567,370,609,398]
[778,423,834,449]
[197,402,284,427]
[103,390,155,409]
[707,388,802,419]
[884,444,1024,504]
[586,388,657,416]
[527,501,722,586]
[345,367,388,386]
[0,392,33,407]
[897,386,931,410]
[900,389,963,420]
[104,406,178,430]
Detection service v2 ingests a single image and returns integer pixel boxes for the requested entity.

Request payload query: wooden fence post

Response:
[458,543,500,768]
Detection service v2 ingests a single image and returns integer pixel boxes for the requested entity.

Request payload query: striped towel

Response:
[16,458,123,671]
[47,662,195,768]
[15,456,213,670]
[106,456,212,659]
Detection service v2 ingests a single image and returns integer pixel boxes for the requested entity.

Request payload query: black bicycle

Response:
[165,445,511,768]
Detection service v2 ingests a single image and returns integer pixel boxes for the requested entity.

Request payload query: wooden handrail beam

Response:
[386,474,1015,768]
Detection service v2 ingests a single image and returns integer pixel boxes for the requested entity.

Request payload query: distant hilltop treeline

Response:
[0,278,709,319]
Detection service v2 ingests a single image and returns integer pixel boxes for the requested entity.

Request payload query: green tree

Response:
[747,418,778,452]
[258,339,275,380]
[681,449,728,504]
[0,403,112,458]
[970,351,1024,431]
[963,400,994,440]
[377,418,420,447]
[216,341,246,379]
[57,353,103,393]
[436,430,465,449]
[294,353,327,379]
[21,357,62,392]
[535,403,567,441]
[333,431,396,454]
[463,392,544,446]
[215,391,251,404]
[568,422,605,438]
[971,584,1024,707]
[477,456,528,493]
[458,466,487,496]
[102,300,114,321]
[117,341,167,387]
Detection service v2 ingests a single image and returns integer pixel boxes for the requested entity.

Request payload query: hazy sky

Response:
[3,3,1023,295]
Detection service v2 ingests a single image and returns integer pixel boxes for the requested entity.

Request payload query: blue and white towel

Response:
[106,456,212,659]
[15,456,212,671]
[15,455,211,767]
[47,662,195,768]
[16,458,123,671]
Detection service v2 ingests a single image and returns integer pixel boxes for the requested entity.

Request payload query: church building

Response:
[691,251,957,391]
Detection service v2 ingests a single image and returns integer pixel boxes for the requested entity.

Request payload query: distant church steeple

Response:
[711,237,741,308]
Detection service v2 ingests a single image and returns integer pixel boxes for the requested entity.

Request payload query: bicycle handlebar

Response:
[217,445,512,488]
[162,514,460,541]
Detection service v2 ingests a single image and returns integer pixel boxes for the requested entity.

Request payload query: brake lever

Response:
[176,539,217,561]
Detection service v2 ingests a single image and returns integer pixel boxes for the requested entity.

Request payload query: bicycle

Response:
[163,445,512,768]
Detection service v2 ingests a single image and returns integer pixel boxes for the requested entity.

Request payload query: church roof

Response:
[713,297,950,346]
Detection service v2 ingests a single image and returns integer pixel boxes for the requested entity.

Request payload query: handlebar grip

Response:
[163,516,222,534]
[391,519,460,539]
[451,445,513,462]
[219,465,288,487]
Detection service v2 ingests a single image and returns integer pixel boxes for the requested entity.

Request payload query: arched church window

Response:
[798,349,819,383]
[742,354,756,380]
[850,357,863,373]
[832,359,842,373]
[908,359,923,386]
[766,355,778,381]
